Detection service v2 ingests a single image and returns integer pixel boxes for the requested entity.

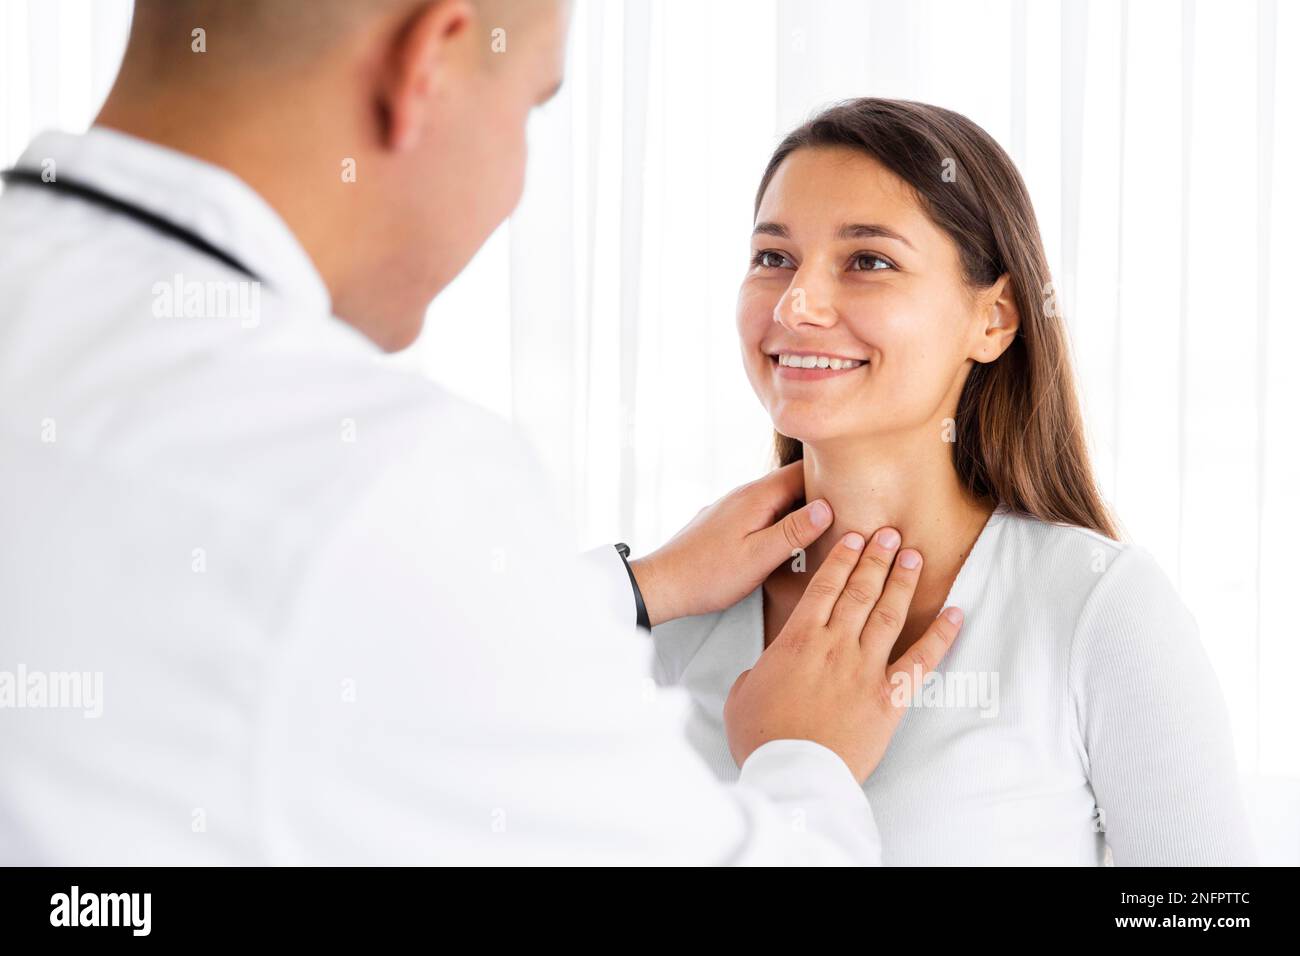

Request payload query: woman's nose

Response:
[773,269,838,330]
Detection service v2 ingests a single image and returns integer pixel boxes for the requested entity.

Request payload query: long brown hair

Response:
[757,98,1119,541]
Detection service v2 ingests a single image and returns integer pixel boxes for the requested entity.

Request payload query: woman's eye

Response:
[851,253,893,272]
[751,250,791,269]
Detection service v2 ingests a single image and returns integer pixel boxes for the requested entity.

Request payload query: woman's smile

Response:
[769,350,870,381]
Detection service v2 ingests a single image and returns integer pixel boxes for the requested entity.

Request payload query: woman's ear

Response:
[972,273,1020,363]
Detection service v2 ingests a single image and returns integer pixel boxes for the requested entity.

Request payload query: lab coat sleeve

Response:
[259,404,882,865]
[576,544,641,633]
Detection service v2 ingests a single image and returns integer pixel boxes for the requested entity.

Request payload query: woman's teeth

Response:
[776,353,866,369]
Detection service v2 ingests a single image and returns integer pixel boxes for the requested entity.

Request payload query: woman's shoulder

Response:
[993,508,1194,650]
[648,588,762,686]
[994,510,1224,736]
[1005,510,1201,663]
[994,505,1128,579]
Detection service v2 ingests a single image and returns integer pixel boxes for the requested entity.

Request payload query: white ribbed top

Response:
[651,505,1257,865]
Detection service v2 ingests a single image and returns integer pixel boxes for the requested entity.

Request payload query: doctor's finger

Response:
[880,607,965,687]
[827,527,901,636]
[781,531,866,633]
[747,496,834,571]
[856,547,923,652]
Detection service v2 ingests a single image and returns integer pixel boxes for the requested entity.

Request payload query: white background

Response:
[3,0,1297,862]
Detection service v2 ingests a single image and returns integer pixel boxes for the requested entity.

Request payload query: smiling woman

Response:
[747,99,1117,542]
[650,97,1258,866]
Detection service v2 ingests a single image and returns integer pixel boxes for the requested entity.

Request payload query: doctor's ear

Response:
[970,273,1020,364]
[379,0,478,153]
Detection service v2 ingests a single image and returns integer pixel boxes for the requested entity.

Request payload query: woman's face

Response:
[738,146,989,448]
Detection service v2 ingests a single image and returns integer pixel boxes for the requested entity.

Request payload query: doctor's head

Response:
[737,98,1113,535]
[104,0,570,350]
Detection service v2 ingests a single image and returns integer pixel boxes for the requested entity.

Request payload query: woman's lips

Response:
[769,354,869,381]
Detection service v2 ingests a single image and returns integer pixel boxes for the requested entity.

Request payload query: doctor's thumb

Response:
[751,498,833,568]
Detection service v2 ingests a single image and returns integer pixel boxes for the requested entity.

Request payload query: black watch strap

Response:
[614,543,651,632]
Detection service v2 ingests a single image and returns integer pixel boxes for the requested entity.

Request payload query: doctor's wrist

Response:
[627,555,672,629]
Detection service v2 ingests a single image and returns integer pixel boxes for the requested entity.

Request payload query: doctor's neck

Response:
[93,0,566,353]
[93,5,405,345]
[793,425,996,581]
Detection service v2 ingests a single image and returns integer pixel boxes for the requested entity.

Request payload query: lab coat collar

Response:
[16,126,333,318]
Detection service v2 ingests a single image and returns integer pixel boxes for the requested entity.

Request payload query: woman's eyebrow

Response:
[751,220,914,249]
[836,223,914,249]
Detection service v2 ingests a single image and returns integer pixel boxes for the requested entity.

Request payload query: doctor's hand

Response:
[628,462,832,627]
[723,528,965,785]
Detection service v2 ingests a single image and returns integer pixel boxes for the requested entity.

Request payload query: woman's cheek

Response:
[734,314,770,401]
[736,292,769,352]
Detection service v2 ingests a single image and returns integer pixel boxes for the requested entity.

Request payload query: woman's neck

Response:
[764,427,995,653]
[799,429,993,572]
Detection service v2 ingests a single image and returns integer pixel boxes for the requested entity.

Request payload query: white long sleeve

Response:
[1068,545,1257,865]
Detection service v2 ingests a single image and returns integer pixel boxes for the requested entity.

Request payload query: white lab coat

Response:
[0,127,880,864]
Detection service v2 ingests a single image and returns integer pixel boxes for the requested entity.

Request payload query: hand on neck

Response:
[796,424,994,578]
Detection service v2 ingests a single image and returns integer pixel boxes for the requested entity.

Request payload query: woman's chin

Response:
[769,417,844,447]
